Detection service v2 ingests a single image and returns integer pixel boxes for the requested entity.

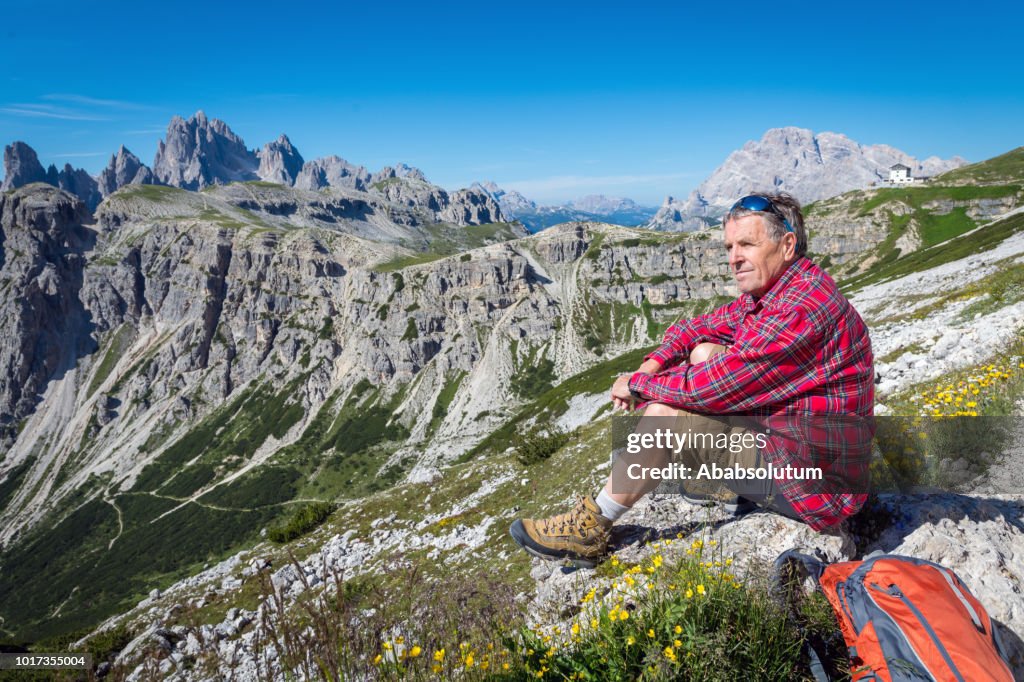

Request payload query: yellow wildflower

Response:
[409,645,422,658]
[434,648,445,662]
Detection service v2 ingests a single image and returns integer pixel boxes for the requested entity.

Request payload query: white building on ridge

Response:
[888,163,916,185]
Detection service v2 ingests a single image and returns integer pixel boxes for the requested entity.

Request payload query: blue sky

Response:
[1,0,1020,205]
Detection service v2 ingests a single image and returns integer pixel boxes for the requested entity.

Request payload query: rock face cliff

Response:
[97,146,155,196]
[257,135,304,186]
[648,127,968,230]
[1,142,49,191]
[153,111,260,189]
[0,185,96,438]
[1,143,104,210]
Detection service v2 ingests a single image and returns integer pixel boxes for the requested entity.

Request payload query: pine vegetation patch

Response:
[268,501,337,544]
[513,427,573,466]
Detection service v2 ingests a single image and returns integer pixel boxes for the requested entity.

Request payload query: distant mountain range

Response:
[469,181,657,232]
[2,120,969,236]
[647,127,969,231]
[1,111,502,226]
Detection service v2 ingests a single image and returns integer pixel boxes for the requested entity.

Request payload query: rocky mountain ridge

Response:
[2,111,500,224]
[648,126,969,230]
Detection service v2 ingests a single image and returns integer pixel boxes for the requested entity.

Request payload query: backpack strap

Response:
[772,549,826,590]
[771,549,839,682]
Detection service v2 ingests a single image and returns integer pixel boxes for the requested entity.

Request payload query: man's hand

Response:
[611,375,635,411]
[610,360,662,410]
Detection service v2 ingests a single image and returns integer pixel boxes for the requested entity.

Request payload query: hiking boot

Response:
[509,496,612,568]
[681,490,757,516]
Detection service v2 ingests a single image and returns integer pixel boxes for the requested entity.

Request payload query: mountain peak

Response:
[1,141,48,191]
[257,135,305,186]
[648,127,968,231]
[153,112,258,190]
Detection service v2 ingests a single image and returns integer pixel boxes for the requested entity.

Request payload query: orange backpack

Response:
[774,551,1015,681]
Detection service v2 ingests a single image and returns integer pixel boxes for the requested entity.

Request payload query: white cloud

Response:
[49,152,107,158]
[123,127,167,135]
[1,106,108,121]
[42,94,149,110]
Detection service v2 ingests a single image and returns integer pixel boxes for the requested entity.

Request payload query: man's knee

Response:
[644,402,681,417]
[689,342,727,365]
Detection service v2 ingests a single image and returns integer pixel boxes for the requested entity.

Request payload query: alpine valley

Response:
[1,114,1023,679]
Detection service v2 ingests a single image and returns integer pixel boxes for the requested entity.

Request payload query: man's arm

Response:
[628,306,822,413]
[644,298,746,368]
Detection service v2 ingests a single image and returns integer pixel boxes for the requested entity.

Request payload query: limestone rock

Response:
[1,141,48,191]
[648,127,968,230]
[0,184,94,430]
[98,146,155,196]
[257,134,304,186]
[56,163,102,210]
[294,155,371,191]
[153,110,259,189]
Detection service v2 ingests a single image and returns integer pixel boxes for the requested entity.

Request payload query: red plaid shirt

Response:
[628,256,874,530]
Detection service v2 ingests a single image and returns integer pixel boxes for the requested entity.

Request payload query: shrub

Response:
[513,428,572,466]
[268,502,336,544]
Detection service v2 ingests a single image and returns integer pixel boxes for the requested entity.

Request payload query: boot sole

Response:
[509,520,602,569]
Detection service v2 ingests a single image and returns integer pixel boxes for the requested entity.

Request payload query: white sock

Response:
[595,489,631,522]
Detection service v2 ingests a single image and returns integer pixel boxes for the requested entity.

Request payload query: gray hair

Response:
[724,191,808,257]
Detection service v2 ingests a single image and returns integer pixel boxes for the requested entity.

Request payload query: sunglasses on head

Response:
[730,195,794,233]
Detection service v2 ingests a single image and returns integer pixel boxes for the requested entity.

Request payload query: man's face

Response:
[723,214,796,297]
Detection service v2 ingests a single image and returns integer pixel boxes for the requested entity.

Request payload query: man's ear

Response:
[785,233,797,259]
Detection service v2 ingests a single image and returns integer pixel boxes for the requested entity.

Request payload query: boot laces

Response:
[538,497,591,535]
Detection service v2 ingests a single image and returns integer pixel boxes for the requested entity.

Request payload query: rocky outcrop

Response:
[1,142,48,191]
[98,146,155,196]
[471,181,536,219]
[372,177,503,226]
[0,185,95,434]
[257,135,304,186]
[153,111,259,190]
[294,155,371,191]
[55,164,102,211]
[648,127,968,230]
[2,143,103,210]
[373,163,427,183]
[438,188,504,226]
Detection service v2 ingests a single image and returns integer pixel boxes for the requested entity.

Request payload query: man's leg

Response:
[509,344,727,566]
[508,400,694,566]
[599,343,729,514]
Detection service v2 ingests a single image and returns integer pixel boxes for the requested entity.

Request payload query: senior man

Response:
[509,192,874,566]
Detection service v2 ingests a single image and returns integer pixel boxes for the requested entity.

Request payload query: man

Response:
[509,192,874,566]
